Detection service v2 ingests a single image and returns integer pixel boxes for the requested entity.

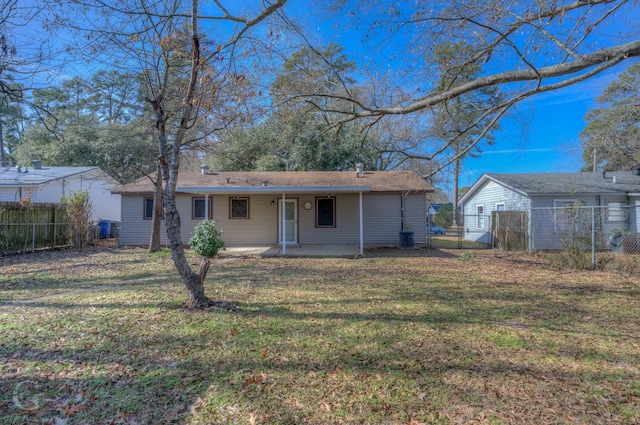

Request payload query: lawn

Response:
[1,246,639,424]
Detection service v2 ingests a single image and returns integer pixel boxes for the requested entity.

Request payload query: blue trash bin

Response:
[98,220,111,239]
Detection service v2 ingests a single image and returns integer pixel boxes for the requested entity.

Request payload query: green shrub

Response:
[189,220,224,258]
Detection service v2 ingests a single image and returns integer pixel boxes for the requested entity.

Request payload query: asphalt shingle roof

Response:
[114,170,432,194]
[485,172,640,196]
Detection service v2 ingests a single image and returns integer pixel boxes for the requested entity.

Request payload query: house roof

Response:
[460,171,640,204]
[0,166,101,186]
[113,170,433,195]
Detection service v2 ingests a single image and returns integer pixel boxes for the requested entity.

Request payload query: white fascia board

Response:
[177,185,372,194]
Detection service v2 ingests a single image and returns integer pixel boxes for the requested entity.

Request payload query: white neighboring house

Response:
[459,171,640,249]
[0,162,121,222]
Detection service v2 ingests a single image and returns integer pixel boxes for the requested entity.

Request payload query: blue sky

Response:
[13,0,638,197]
[284,1,639,196]
[457,62,635,189]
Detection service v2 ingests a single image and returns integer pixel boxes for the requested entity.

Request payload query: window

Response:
[607,201,626,223]
[230,198,249,219]
[192,197,213,219]
[476,205,484,229]
[316,197,336,227]
[143,198,164,220]
[495,203,505,211]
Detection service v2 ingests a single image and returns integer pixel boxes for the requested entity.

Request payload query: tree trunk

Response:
[453,155,460,226]
[148,162,163,253]
[198,257,210,287]
[0,120,5,167]
[165,185,210,308]
[163,0,210,308]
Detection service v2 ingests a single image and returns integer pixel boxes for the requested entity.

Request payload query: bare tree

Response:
[290,0,640,178]
[49,0,286,307]
[0,0,57,165]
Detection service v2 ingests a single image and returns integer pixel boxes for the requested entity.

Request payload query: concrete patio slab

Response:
[219,244,361,258]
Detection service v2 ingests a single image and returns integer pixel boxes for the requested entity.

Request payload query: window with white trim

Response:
[192,197,213,219]
[476,205,484,229]
[607,201,626,223]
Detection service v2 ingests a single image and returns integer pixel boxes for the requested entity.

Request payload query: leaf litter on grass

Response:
[0,247,639,424]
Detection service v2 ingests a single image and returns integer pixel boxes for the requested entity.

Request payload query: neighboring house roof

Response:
[113,170,432,195]
[460,172,640,204]
[0,166,101,186]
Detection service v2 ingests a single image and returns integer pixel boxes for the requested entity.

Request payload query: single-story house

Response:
[459,171,640,250]
[0,162,122,222]
[426,203,453,223]
[112,168,432,252]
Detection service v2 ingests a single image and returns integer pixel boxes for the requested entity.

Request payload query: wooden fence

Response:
[0,202,70,254]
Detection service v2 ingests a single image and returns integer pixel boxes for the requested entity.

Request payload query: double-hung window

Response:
[316,197,336,227]
[230,198,249,219]
[607,201,626,223]
[476,205,484,229]
[192,197,213,219]
[144,197,163,220]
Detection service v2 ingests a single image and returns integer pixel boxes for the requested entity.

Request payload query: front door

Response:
[278,199,298,244]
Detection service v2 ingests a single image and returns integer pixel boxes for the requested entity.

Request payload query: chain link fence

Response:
[458,205,640,268]
[529,205,639,254]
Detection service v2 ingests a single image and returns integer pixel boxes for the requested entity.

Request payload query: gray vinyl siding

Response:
[209,195,275,246]
[120,195,166,246]
[529,195,631,250]
[119,192,426,247]
[404,193,426,244]
[299,194,359,244]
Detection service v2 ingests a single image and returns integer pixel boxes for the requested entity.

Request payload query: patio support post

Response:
[359,191,363,255]
[204,194,209,220]
[282,192,286,255]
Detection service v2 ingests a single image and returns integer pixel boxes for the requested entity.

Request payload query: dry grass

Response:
[1,246,639,424]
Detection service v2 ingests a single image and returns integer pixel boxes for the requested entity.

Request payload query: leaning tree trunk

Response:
[163,1,210,308]
[164,186,210,308]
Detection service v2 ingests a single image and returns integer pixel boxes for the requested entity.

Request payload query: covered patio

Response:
[218,244,363,258]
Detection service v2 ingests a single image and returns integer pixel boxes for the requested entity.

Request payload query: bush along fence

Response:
[0,201,71,255]
[462,205,640,269]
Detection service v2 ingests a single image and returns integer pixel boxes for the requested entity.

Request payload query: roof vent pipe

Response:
[632,165,640,176]
[15,165,21,173]
[613,175,617,184]
[200,164,209,175]
[32,160,42,170]
[355,163,364,178]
